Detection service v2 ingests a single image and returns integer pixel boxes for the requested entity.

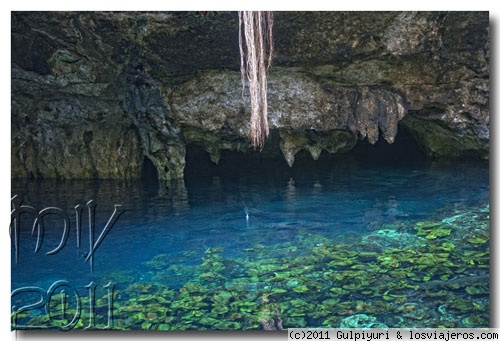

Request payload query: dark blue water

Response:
[10,150,489,329]
[11,157,489,286]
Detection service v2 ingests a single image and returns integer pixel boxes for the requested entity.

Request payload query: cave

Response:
[10,11,489,180]
[140,156,159,185]
[10,11,490,331]
[184,124,427,183]
[346,124,427,164]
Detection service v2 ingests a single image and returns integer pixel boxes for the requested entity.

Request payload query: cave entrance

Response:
[347,124,426,164]
[184,125,426,182]
[141,156,159,185]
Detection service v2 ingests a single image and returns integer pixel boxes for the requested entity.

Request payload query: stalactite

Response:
[238,11,274,149]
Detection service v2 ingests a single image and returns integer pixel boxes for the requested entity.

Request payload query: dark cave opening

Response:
[347,124,427,164]
[141,156,159,185]
[184,125,427,181]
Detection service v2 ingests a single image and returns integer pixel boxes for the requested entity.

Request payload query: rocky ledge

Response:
[11,11,489,180]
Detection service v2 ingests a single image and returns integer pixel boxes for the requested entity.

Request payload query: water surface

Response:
[11,151,489,330]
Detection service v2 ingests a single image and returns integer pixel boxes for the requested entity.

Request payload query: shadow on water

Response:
[183,125,428,185]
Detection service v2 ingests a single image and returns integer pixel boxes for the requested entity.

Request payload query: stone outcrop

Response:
[11,11,489,180]
[170,70,404,167]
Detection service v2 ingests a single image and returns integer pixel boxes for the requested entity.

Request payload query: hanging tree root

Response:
[239,11,274,150]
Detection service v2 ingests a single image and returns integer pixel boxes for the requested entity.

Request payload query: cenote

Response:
[11,11,490,332]
[11,133,490,330]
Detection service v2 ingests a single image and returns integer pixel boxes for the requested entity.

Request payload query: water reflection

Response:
[11,160,489,290]
[10,146,491,330]
[11,179,191,227]
[285,177,297,203]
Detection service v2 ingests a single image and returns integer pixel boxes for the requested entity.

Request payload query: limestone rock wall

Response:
[11,11,489,180]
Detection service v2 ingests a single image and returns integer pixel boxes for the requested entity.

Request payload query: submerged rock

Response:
[339,314,389,328]
[11,11,489,179]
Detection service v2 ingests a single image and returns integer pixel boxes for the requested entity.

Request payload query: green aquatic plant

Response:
[414,222,452,239]
[466,234,489,244]
[292,284,309,293]
[425,228,452,240]
[273,271,292,280]
[52,203,489,330]
[436,242,455,251]
[464,285,488,295]
[461,315,488,327]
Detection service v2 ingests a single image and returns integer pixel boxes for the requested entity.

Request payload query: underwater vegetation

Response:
[14,204,489,330]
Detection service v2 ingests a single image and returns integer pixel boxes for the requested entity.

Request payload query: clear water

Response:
[10,149,490,330]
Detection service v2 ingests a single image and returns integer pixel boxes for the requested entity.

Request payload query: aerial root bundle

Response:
[239,11,274,149]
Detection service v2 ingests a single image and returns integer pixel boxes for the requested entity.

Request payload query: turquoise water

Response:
[11,150,489,330]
